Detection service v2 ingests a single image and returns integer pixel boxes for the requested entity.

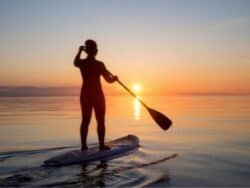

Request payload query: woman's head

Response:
[84,39,98,57]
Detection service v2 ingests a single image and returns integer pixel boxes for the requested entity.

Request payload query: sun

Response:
[132,83,141,93]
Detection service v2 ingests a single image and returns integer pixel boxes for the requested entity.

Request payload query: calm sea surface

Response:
[0,96,250,187]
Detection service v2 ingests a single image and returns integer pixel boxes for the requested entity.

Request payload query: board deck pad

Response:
[43,135,139,167]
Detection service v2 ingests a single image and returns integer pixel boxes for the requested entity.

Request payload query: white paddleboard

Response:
[43,135,139,166]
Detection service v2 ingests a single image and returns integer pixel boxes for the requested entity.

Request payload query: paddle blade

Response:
[148,108,172,130]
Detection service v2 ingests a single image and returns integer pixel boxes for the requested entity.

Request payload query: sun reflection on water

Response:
[133,99,141,120]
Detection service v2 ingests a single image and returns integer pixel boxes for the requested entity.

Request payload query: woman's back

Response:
[78,58,105,94]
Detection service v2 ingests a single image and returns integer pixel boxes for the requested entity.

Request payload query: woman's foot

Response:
[81,146,88,151]
[99,145,110,151]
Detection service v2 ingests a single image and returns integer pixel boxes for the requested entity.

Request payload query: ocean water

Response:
[0,96,250,187]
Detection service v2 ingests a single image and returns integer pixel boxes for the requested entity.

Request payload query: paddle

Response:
[116,79,172,131]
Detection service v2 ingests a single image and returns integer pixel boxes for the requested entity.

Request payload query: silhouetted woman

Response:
[74,39,118,151]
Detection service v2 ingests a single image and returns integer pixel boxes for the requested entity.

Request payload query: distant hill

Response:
[0,86,80,97]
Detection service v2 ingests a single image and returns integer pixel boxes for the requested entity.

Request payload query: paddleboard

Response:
[43,135,139,167]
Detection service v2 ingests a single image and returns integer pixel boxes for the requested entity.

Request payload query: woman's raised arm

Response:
[74,46,84,67]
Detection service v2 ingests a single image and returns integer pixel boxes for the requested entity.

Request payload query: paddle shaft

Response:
[116,80,148,108]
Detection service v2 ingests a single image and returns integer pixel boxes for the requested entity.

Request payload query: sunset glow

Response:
[0,1,250,186]
[132,84,141,93]
[0,1,249,95]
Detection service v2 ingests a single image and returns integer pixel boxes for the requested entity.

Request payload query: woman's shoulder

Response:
[95,59,104,65]
[94,60,106,72]
[95,59,105,67]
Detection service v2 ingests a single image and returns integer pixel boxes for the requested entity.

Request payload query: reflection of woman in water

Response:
[74,39,118,151]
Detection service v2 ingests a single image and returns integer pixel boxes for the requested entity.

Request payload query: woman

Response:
[74,39,118,151]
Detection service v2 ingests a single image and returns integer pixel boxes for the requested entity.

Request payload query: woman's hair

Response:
[85,39,98,55]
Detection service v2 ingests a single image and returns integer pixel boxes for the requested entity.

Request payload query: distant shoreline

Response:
[0,86,249,97]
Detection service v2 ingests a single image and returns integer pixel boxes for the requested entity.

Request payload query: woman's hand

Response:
[79,45,85,52]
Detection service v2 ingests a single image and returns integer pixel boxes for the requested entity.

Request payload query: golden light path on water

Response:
[132,83,142,120]
[133,98,141,120]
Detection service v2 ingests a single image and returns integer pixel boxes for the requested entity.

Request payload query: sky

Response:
[0,0,250,95]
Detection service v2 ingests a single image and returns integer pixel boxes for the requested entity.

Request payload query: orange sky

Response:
[0,1,250,95]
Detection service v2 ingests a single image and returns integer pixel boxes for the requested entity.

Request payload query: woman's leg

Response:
[80,101,92,151]
[94,97,109,150]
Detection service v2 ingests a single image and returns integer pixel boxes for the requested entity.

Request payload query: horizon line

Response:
[0,86,249,97]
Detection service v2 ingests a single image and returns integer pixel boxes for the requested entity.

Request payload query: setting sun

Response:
[132,83,141,93]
